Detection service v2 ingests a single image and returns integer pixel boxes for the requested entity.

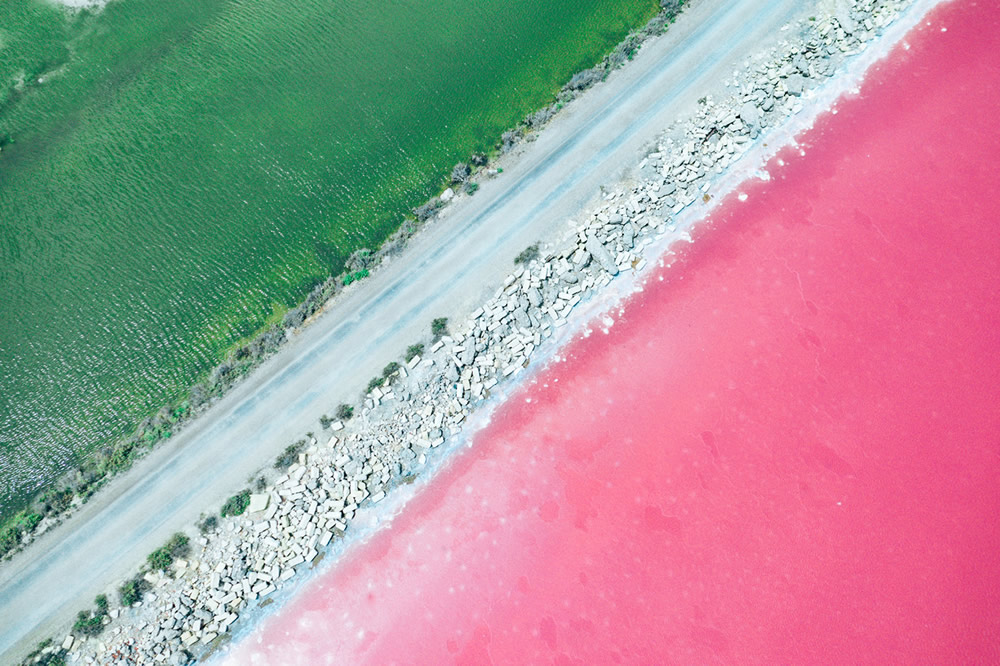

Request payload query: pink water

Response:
[226,2,1000,663]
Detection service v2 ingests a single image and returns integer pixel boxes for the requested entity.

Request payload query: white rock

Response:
[585,235,619,276]
[247,494,269,514]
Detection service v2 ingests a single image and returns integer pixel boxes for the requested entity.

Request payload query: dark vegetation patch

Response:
[20,638,68,666]
[147,532,190,571]
[431,317,449,341]
[274,440,306,471]
[514,244,540,265]
[71,593,110,638]
[118,576,150,607]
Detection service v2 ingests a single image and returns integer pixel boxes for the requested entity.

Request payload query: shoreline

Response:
[226,1,1000,657]
[0,0,688,567]
[0,0,682,561]
[2,0,711,655]
[4,0,927,662]
[5,2,928,663]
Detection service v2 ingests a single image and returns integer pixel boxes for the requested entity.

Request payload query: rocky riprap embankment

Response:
[28,1,914,664]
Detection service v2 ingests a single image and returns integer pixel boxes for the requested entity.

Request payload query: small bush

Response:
[72,593,110,637]
[118,576,150,607]
[319,414,332,429]
[198,515,218,535]
[146,532,188,571]
[0,529,17,557]
[405,343,424,363]
[431,317,449,340]
[220,489,251,517]
[464,182,479,195]
[38,488,74,515]
[73,610,104,637]
[514,244,540,265]
[167,532,190,559]
[255,475,268,492]
[335,403,354,421]
[0,511,42,558]
[366,376,384,393]
[274,441,305,471]
[382,362,400,380]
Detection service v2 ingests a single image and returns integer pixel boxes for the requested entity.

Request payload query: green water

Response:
[0,0,657,513]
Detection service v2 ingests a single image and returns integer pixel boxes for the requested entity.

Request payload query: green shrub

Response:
[0,511,42,558]
[464,182,479,195]
[0,528,17,556]
[20,512,40,531]
[38,488,74,515]
[514,244,539,265]
[381,362,400,380]
[319,414,332,429]
[336,403,354,421]
[147,546,172,571]
[118,576,149,607]
[366,376,384,393]
[73,610,104,637]
[171,401,190,421]
[343,269,370,286]
[146,533,188,571]
[431,317,449,340]
[405,343,424,363]
[107,443,136,474]
[220,489,251,517]
[71,592,110,638]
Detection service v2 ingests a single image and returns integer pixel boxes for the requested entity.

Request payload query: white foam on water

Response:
[46,0,111,10]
